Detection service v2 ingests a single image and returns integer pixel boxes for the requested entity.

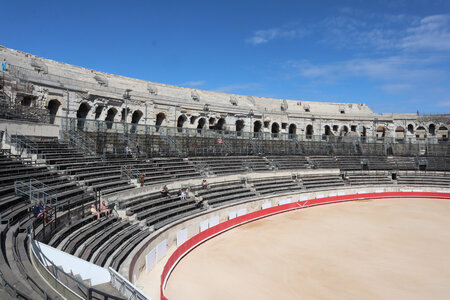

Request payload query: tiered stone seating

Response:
[299,174,345,190]
[152,157,201,179]
[250,176,303,195]
[389,156,418,170]
[190,157,247,175]
[366,156,392,170]
[346,172,393,186]
[425,157,450,171]
[266,155,308,170]
[193,181,257,208]
[121,190,204,230]
[308,156,339,169]
[336,156,363,170]
[397,172,450,186]
[242,156,271,172]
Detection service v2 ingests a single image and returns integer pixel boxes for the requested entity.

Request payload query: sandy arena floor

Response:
[164,198,450,300]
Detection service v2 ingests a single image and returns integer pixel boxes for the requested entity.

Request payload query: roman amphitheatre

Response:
[0,45,449,300]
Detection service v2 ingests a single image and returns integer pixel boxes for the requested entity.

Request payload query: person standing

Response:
[1,59,6,71]
[140,173,146,187]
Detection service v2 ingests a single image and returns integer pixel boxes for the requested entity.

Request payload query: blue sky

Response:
[1,0,450,114]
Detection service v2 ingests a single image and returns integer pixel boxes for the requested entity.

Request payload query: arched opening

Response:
[340,125,349,136]
[94,105,103,120]
[131,110,143,133]
[253,121,262,137]
[395,126,405,139]
[271,122,280,138]
[216,118,225,131]
[437,126,448,140]
[407,124,414,134]
[236,120,245,136]
[209,117,216,130]
[177,115,187,132]
[324,125,332,136]
[360,126,367,137]
[429,124,436,136]
[77,102,91,130]
[47,99,60,124]
[306,124,313,139]
[155,112,166,132]
[105,108,117,129]
[416,126,426,139]
[197,118,206,133]
[288,124,297,137]
[376,126,386,139]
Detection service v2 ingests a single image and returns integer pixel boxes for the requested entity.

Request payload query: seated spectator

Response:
[100,201,110,216]
[140,173,146,187]
[202,179,208,189]
[180,189,187,201]
[32,202,40,218]
[161,185,170,197]
[91,204,100,219]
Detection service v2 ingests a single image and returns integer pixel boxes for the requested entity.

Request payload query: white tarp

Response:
[229,211,237,220]
[177,229,188,247]
[237,208,247,217]
[156,239,167,262]
[261,202,271,209]
[145,248,156,273]
[200,219,209,232]
[209,216,220,227]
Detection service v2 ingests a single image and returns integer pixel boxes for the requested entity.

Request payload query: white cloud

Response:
[215,83,261,93]
[181,80,205,87]
[402,14,450,51]
[295,55,446,83]
[246,27,310,45]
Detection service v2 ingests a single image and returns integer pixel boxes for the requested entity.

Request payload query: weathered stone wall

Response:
[1,46,448,138]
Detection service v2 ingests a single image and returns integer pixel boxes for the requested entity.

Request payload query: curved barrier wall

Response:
[159,191,450,300]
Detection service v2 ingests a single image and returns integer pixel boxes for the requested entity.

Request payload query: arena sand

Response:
[161,198,450,299]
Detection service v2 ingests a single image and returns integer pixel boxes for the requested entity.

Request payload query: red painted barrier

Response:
[160,192,450,300]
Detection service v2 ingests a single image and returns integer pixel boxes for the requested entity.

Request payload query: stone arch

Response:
[376,125,386,138]
[197,117,206,132]
[155,112,166,131]
[216,118,225,131]
[429,123,436,136]
[209,117,216,130]
[177,115,187,132]
[236,120,245,136]
[253,121,262,133]
[395,126,405,139]
[190,116,196,125]
[94,105,104,120]
[437,126,449,140]
[340,125,349,136]
[47,99,61,124]
[416,126,426,138]
[407,124,414,134]
[105,107,117,129]
[360,126,367,137]
[324,125,332,136]
[131,110,143,133]
[306,124,313,138]
[271,122,280,137]
[288,124,297,136]
[77,102,91,130]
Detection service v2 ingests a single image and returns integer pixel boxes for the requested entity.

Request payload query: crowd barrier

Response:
[160,191,450,300]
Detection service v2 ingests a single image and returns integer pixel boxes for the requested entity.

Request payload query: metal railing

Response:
[121,165,141,180]
[109,268,151,300]
[14,178,58,207]
[29,231,125,300]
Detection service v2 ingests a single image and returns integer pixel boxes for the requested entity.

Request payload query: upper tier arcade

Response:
[0,46,448,140]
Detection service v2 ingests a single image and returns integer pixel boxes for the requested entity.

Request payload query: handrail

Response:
[109,267,151,300]
[29,231,125,300]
